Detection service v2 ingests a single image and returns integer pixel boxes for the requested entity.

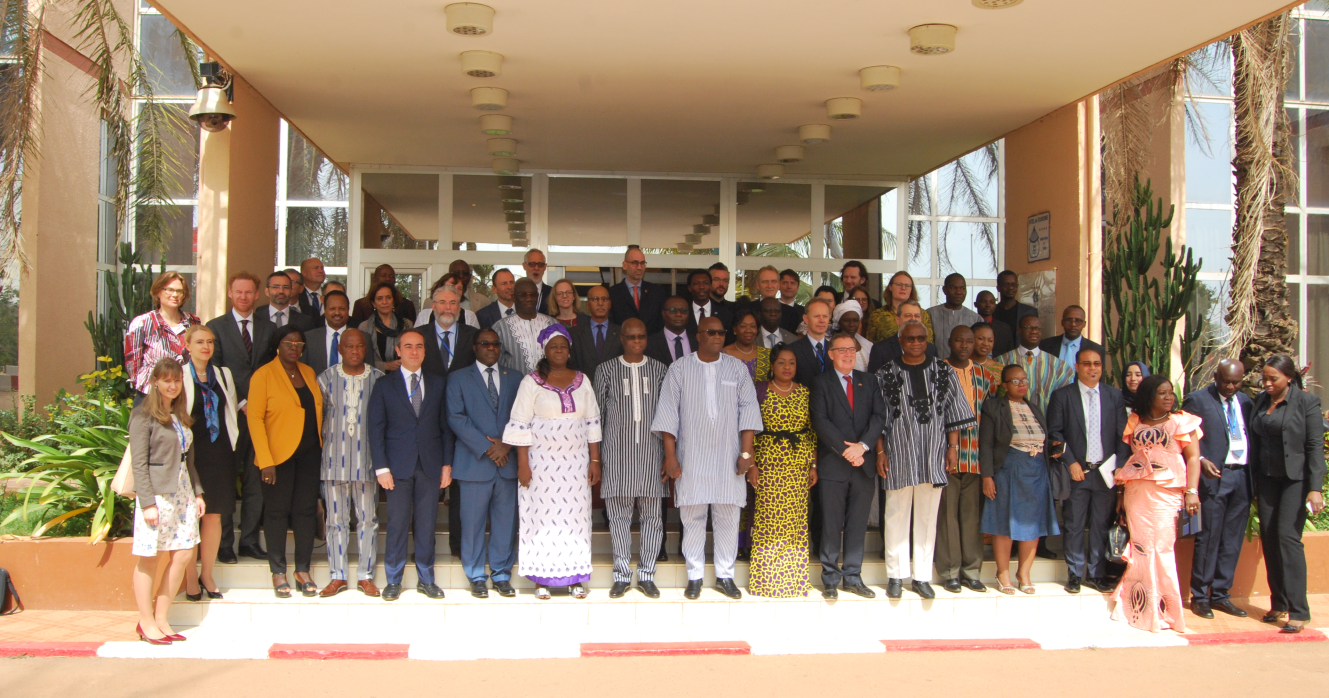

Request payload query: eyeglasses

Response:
[526,262,547,268]
[701,329,726,337]
[900,336,927,343]
[828,347,856,354]
[1006,379,1029,386]
[161,287,187,297]
[624,260,646,267]
[890,282,913,289]
[475,341,501,349]
[282,341,306,349]
[663,307,689,314]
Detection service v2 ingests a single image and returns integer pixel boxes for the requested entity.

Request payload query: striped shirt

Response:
[992,347,1075,414]
[124,309,201,394]
[494,313,557,374]
[317,364,385,481]
[950,361,999,474]
[594,356,670,499]
[875,357,978,489]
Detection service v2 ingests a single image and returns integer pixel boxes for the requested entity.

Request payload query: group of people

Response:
[121,249,1325,645]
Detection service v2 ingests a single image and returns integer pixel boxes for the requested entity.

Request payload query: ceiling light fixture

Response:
[480,114,512,135]
[693,224,710,236]
[798,124,831,144]
[775,145,804,163]
[701,214,719,226]
[685,233,703,244]
[677,243,694,252]
[756,164,784,180]
[460,50,502,77]
[492,157,520,174]
[444,3,494,35]
[496,175,524,189]
[909,24,957,55]
[859,65,901,91]
[487,138,517,157]
[825,97,861,120]
[742,182,766,194]
[972,0,1023,7]
[472,87,508,110]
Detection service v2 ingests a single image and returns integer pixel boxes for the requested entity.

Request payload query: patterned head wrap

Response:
[538,323,572,352]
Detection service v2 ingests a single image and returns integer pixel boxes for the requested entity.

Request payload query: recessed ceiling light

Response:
[756,164,784,180]
[480,114,512,135]
[859,65,901,91]
[798,124,831,144]
[972,0,1022,7]
[492,157,520,174]
[487,138,517,157]
[825,97,861,120]
[909,24,957,55]
[471,87,508,110]
[701,214,719,226]
[445,3,494,35]
[496,175,523,189]
[775,145,804,163]
[461,51,502,78]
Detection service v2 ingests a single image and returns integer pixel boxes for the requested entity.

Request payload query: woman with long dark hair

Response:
[1250,354,1326,633]
[358,281,405,372]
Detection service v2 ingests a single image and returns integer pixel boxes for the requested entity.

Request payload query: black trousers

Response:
[221,419,265,551]
[1256,473,1312,620]
[818,475,875,587]
[1189,466,1250,603]
[260,445,320,575]
[448,480,463,556]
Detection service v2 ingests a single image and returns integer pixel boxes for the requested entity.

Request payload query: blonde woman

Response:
[548,278,588,329]
[124,272,200,399]
[865,271,934,343]
[129,358,205,644]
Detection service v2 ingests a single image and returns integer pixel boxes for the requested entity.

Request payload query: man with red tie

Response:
[609,246,667,335]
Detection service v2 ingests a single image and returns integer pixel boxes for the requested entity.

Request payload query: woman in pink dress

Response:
[1111,374,1203,632]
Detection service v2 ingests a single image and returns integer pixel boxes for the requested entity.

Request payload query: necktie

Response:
[816,340,826,371]
[276,309,287,328]
[505,306,514,317]
[309,291,320,317]
[1226,398,1245,460]
[330,330,340,366]
[1086,388,1103,462]
[595,324,605,353]
[844,374,854,411]
[633,284,641,309]
[673,334,684,361]
[409,373,422,416]
[240,319,253,359]
[441,329,452,367]
[486,367,499,409]
[698,305,706,323]
[1023,350,1034,364]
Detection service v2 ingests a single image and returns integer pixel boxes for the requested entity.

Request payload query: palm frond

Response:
[0,0,46,283]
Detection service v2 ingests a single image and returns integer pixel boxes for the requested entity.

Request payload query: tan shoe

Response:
[357,579,381,597]
[319,579,348,598]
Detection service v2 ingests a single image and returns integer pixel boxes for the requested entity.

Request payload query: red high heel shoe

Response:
[136,623,173,645]
[164,632,187,641]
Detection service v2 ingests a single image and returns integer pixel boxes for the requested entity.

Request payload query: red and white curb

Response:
[1,629,1321,660]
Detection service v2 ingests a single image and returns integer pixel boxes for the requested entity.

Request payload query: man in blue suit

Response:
[367,327,454,601]
[446,329,522,599]
[1182,358,1253,619]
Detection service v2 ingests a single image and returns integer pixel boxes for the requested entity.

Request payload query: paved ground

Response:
[2,643,1326,698]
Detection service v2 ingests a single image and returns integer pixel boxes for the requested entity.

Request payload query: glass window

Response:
[1309,284,1329,401]
[1306,19,1329,103]
[908,179,931,216]
[453,174,525,249]
[98,200,118,266]
[908,220,932,279]
[135,204,195,266]
[1305,110,1329,208]
[1188,43,1232,98]
[641,179,720,253]
[548,177,628,253]
[361,173,438,251]
[1288,19,1302,102]
[880,189,898,262]
[286,207,348,267]
[1287,108,1302,209]
[138,103,199,199]
[1288,213,1302,276]
[737,182,810,258]
[287,126,348,201]
[1183,208,1233,274]
[1185,102,1233,205]
[937,146,1000,217]
[1189,280,1232,349]
[138,13,197,98]
[1308,214,1329,276]
[825,185,892,260]
[939,221,999,281]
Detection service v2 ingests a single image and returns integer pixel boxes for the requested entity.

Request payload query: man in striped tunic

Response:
[652,316,763,601]
[993,314,1074,413]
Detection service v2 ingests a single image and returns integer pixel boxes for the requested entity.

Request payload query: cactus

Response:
[83,244,164,376]
[1102,176,1203,388]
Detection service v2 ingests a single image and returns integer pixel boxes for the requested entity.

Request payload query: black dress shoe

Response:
[1191,600,1214,619]
[1035,542,1058,559]
[715,578,742,600]
[417,583,445,599]
[822,586,839,600]
[609,581,631,599]
[1261,610,1287,624]
[911,580,935,599]
[942,578,962,594]
[684,579,703,600]
[238,545,267,560]
[1064,574,1082,594]
[470,580,489,599]
[657,549,669,563]
[1211,599,1248,618]
[382,583,402,601]
[1087,577,1116,593]
[886,578,903,599]
[637,580,661,599]
[961,578,987,593]
[493,580,516,597]
[216,548,238,565]
[736,547,751,562]
[842,581,876,599]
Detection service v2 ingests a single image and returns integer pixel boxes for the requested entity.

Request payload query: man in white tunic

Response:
[494,278,557,374]
[652,316,763,600]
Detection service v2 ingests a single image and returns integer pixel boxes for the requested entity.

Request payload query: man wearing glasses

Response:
[1039,305,1104,366]
[570,284,623,380]
[610,245,667,335]
[257,271,316,334]
[994,314,1075,414]
[522,249,554,316]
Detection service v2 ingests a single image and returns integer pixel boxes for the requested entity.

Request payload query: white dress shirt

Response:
[760,327,783,350]
[267,304,293,328]
[1018,345,1042,362]
[325,324,348,366]
[477,361,501,397]
[1077,379,1103,464]
[692,300,713,326]
[1223,394,1248,465]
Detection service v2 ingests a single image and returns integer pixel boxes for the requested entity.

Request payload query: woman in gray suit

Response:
[129,358,205,645]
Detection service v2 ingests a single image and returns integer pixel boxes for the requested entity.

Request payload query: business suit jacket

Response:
[1183,384,1254,499]
[294,286,323,321]
[609,280,668,336]
[206,311,276,399]
[367,369,455,480]
[254,304,316,334]
[977,398,1050,478]
[809,370,886,482]
[1039,334,1106,362]
[866,338,938,374]
[645,329,696,366]
[446,363,523,482]
[685,301,734,333]
[757,326,799,351]
[183,364,241,450]
[246,359,324,469]
[1249,386,1327,488]
[420,319,478,377]
[790,335,832,388]
[300,325,353,375]
[781,302,805,334]
[128,404,204,509]
[1047,382,1131,468]
[569,318,623,378]
[476,300,514,330]
[535,281,554,317]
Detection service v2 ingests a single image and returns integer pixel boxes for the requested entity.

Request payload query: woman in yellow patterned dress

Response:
[746,345,817,597]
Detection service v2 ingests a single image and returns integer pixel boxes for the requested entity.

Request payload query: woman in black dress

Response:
[180,325,240,600]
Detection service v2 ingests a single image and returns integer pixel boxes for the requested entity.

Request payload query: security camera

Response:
[188,62,236,132]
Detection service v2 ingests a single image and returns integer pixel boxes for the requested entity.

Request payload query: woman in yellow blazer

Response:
[247,327,324,598]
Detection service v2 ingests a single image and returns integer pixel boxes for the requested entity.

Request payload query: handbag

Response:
[110,444,135,497]
[1106,513,1131,565]
[0,567,22,615]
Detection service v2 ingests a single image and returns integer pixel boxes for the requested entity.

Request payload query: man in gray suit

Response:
[445,329,522,599]
[302,291,352,374]
[757,297,797,350]
[206,272,274,562]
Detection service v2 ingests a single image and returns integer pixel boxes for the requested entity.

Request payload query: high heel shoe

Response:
[164,632,187,642]
[200,579,223,600]
[136,623,172,645]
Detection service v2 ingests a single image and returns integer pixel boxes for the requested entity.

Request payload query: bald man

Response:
[297,257,327,319]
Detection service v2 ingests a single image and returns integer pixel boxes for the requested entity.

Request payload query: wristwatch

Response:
[1184,488,1199,495]
[740,452,752,460]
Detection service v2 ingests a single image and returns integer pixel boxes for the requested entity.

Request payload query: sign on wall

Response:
[1018,269,1057,338]
[1027,212,1051,263]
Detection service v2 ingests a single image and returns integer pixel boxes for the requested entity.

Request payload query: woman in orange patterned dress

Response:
[1112,374,1203,632]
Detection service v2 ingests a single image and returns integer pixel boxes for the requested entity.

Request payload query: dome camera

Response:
[188,62,237,133]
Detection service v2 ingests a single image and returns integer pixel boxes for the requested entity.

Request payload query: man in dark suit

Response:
[1039,305,1105,365]
[476,268,516,330]
[646,296,696,366]
[570,284,623,378]
[992,270,1039,333]
[205,272,274,563]
[809,333,885,599]
[256,271,316,333]
[778,268,805,329]
[749,265,802,334]
[708,262,731,308]
[522,248,554,315]
[367,328,454,601]
[1182,359,1253,619]
[301,290,351,374]
[867,300,937,373]
[445,329,523,599]
[789,298,833,388]
[684,269,733,333]
[294,257,326,321]
[1047,347,1132,594]
[610,246,667,335]
[418,286,478,557]
[756,297,798,351]
[974,291,1017,357]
